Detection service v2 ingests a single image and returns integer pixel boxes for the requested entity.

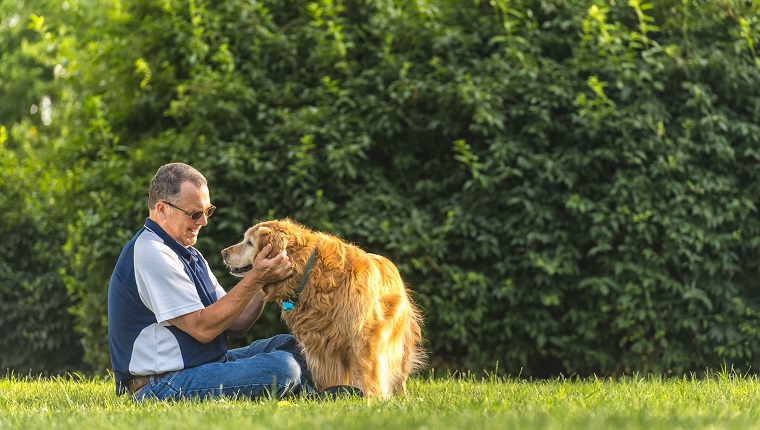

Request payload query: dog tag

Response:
[283,301,294,313]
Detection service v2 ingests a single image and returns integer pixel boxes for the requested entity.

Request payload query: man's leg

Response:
[134,334,313,401]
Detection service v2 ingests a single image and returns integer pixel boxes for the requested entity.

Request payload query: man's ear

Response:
[154,201,170,220]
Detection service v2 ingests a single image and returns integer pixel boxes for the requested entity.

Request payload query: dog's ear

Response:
[255,223,291,301]
[254,225,288,259]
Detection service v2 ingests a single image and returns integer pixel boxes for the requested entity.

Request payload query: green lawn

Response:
[3,371,760,429]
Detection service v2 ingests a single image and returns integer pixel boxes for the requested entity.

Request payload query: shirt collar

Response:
[143,217,197,261]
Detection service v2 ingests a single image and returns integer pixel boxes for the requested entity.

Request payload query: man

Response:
[108,162,312,400]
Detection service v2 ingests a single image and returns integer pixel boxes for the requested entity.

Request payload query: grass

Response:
[3,370,760,429]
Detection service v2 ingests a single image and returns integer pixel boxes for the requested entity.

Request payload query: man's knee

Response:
[274,351,304,380]
[268,351,307,396]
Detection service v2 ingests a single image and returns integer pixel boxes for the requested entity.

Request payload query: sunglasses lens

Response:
[190,206,216,219]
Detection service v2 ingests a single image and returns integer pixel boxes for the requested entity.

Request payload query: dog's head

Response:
[221,221,289,277]
[221,219,306,300]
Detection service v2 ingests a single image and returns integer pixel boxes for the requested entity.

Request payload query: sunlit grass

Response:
[3,370,760,429]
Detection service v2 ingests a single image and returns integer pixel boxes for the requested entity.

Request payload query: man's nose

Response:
[197,213,209,226]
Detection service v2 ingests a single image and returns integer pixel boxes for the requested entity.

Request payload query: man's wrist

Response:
[240,272,266,291]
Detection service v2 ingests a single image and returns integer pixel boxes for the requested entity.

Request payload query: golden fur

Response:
[221,219,425,398]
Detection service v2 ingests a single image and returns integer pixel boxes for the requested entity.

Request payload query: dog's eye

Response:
[246,240,253,246]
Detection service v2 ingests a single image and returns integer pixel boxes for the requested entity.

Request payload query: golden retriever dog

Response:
[221,219,425,398]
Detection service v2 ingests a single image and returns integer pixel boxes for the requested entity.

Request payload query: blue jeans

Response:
[133,334,314,401]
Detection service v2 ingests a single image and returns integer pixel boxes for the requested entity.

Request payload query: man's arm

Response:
[169,244,290,343]
[225,289,266,339]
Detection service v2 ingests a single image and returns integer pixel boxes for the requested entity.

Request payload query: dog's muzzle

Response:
[229,264,253,276]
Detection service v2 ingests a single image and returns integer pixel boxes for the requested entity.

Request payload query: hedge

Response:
[2,0,760,377]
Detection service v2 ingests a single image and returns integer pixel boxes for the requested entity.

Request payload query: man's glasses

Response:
[161,201,216,220]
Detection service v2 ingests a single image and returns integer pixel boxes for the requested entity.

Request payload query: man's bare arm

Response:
[225,289,266,339]
[169,244,290,343]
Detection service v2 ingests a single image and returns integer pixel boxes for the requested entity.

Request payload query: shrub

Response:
[10,0,760,376]
[0,2,83,374]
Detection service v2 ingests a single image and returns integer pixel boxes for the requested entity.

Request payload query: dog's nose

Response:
[221,249,227,259]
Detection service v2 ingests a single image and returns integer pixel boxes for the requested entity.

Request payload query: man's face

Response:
[154,181,212,247]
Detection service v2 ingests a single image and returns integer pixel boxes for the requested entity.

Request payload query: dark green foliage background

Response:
[2,0,760,377]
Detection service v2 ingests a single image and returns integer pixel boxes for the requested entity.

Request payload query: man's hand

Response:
[244,243,294,287]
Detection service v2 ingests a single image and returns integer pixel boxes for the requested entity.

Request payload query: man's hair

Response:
[148,163,207,210]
